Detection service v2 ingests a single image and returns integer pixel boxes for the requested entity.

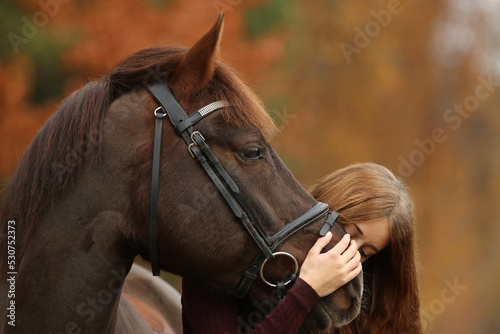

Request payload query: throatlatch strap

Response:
[149,108,166,276]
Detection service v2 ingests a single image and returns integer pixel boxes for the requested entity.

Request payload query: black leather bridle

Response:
[146,80,343,298]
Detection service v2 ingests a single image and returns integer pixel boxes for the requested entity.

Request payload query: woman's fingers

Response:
[341,239,358,260]
[345,249,361,272]
[338,251,362,286]
[329,234,358,262]
[309,231,333,256]
[331,233,351,254]
[347,261,362,281]
[300,233,362,297]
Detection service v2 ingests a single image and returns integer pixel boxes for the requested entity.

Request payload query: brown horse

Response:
[0,14,362,333]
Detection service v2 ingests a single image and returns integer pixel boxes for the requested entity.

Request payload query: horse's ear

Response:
[171,13,224,93]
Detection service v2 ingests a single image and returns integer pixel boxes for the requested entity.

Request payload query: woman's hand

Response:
[299,232,362,297]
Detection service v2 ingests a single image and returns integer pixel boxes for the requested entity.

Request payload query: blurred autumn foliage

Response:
[0,0,286,177]
[1,0,500,333]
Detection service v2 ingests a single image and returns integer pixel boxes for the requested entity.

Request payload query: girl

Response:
[309,163,422,333]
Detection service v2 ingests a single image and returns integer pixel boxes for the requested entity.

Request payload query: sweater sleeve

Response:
[182,279,239,334]
[250,277,321,334]
[181,278,321,334]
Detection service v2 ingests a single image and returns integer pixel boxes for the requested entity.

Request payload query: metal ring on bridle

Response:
[259,252,299,288]
[154,106,166,117]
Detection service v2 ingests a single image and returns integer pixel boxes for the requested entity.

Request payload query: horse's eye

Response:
[238,146,263,161]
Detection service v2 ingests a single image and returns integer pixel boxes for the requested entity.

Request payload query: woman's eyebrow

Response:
[353,224,363,235]
[353,224,380,253]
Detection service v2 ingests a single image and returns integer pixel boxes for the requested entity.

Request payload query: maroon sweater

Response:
[182,278,320,333]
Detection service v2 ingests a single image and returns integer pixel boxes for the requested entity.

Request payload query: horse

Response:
[0,14,362,333]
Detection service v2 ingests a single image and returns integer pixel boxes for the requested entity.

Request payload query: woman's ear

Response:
[170,13,224,95]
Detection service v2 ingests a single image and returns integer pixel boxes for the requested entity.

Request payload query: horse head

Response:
[112,14,362,330]
[0,14,362,333]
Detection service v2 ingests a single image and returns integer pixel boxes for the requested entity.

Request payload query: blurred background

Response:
[1,0,499,332]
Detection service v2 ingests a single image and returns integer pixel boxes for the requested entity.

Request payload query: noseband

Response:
[146,80,342,298]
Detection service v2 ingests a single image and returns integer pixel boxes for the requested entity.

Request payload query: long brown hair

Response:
[309,163,422,333]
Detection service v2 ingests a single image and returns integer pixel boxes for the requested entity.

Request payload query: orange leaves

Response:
[0,0,288,181]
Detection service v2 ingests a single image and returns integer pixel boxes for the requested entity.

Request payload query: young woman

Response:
[309,162,423,333]
[182,162,422,333]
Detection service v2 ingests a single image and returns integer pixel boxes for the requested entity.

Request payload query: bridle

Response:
[146,80,344,298]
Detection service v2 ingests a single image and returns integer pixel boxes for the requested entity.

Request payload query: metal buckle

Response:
[259,252,299,288]
[187,143,196,158]
[190,131,205,143]
[187,131,206,158]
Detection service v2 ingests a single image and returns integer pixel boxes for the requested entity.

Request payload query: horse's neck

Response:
[6,152,144,333]
[9,207,136,333]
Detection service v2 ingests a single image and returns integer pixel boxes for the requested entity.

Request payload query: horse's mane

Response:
[0,46,275,274]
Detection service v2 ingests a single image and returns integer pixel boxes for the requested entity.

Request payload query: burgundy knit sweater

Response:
[182,277,320,333]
